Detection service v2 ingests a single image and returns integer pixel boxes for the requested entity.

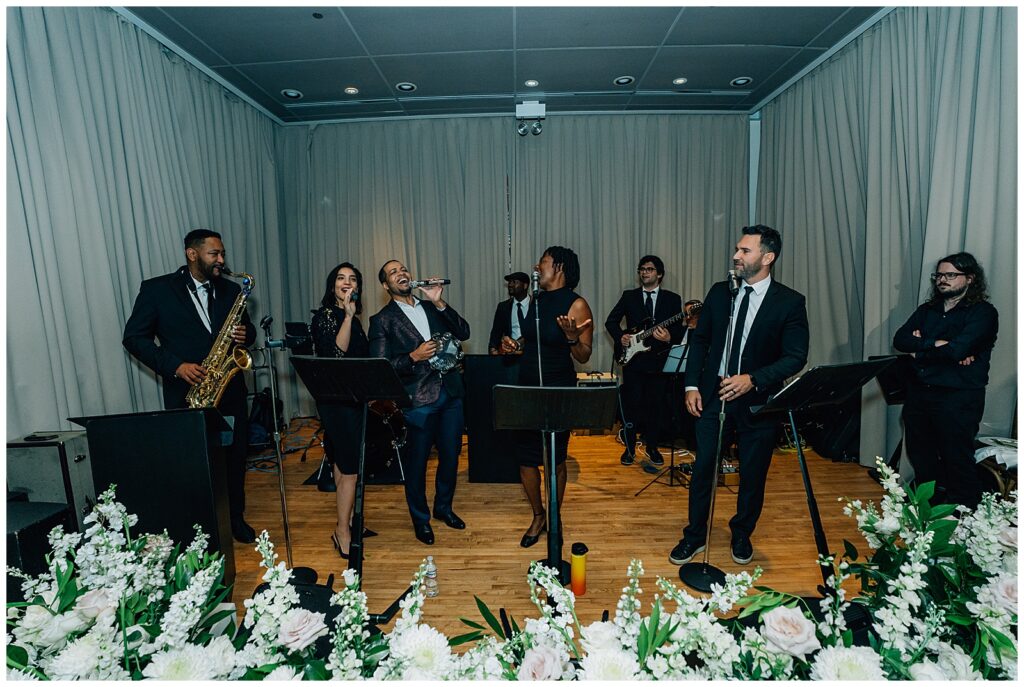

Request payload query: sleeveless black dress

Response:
[516,286,580,467]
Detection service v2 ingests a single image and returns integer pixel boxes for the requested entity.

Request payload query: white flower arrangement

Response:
[7,463,1017,681]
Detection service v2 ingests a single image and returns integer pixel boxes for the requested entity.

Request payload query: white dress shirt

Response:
[396,298,433,341]
[642,286,659,317]
[510,295,530,340]
[189,275,214,333]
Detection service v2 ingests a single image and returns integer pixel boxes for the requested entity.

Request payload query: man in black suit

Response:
[605,255,684,468]
[487,271,531,357]
[368,259,471,545]
[670,226,808,567]
[122,229,257,543]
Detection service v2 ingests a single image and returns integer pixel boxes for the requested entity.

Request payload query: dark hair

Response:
[378,259,399,285]
[321,262,363,314]
[638,254,665,282]
[544,246,580,289]
[741,224,782,262]
[928,252,989,305]
[183,229,221,250]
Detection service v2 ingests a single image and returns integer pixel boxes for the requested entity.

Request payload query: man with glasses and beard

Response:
[123,228,257,542]
[893,252,998,508]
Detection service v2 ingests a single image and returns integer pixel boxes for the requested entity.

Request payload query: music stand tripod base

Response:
[678,561,726,592]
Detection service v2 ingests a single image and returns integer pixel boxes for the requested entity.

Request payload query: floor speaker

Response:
[7,431,95,530]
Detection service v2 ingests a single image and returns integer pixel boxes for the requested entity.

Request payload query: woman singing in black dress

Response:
[500,246,594,547]
[311,262,369,559]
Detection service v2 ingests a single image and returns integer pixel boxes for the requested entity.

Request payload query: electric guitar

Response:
[616,301,703,366]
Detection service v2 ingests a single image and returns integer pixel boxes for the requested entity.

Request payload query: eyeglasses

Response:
[637,267,658,273]
[931,271,966,282]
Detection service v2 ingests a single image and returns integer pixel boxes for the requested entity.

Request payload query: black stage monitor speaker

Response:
[7,500,74,602]
[7,431,95,531]
[464,354,522,483]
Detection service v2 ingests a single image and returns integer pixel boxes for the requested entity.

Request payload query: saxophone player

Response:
[123,229,257,543]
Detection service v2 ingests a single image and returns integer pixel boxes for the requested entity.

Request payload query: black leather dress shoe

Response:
[669,538,704,565]
[414,523,435,545]
[620,449,635,466]
[434,511,466,529]
[232,518,256,544]
[731,537,754,565]
[647,446,665,466]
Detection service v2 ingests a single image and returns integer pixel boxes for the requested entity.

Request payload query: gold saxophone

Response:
[186,270,255,409]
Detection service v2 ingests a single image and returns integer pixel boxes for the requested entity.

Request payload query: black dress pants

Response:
[621,367,670,449]
[683,396,777,544]
[903,383,985,509]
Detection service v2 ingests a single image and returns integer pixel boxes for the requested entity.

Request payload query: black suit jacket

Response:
[684,279,808,410]
[368,299,471,407]
[488,298,514,352]
[122,266,256,409]
[605,287,685,372]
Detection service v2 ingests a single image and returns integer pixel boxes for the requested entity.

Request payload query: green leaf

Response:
[843,539,859,561]
[929,503,958,520]
[449,630,484,647]
[947,614,973,626]
[303,660,329,680]
[6,643,28,667]
[637,619,649,661]
[458,617,486,630]
[509,613,520,635]
[842,629,853,648]
[914,481,936,506]
[987,627,1016,654]
[57,578,79,613]
[474,596,505,639]
[653,619,677,649]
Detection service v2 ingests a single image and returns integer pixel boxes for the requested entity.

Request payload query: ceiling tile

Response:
[808,7,884,48]
[125,7,228,66]
[373,52,514,98]
[517,48,656,93]
[667,7,850,47]
[158,7,364,65]
[222,58,392,106]
[516,7,681,49]
[641,45,804,91]
[344,7,513,55]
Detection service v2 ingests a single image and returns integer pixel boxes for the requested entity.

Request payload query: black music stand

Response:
[751,357,896,593]
[493,385,618,584]
[289,356,412,626]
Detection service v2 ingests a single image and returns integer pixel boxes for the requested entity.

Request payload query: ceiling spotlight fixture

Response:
[312,12,323,19]
[530,121,542,136]
[613,75,635,86]
[730,76,753,87]
[672,77,688,86]
[344,86,359,95]
[524,79,539,88]
[280,88,303,100]
[395,82,417,92]
[516,121,530,136]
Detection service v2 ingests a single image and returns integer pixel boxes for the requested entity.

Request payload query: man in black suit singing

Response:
[605,255,684,468]
[122,229,257,542]
[487,271,531,358]
[670,225,808,567]
[368,260,471,545]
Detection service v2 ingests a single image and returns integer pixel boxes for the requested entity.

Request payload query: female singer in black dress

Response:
[500,246,594,547]
[310,262,369,559]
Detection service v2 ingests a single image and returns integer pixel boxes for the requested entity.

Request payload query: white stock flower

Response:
[934,642,983,680]
[277,608,328,652]
[142,644,219,680]
[760,605,821,659]
[264,664,303,680]
[73,588,118,621]
[908,660,948,680]
[517,644,569,680]
[580,620,621,654]
[809,645,887,680]
[577,646,641,680]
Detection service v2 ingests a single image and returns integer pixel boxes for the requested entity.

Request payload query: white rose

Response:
[997,527,1017,549]
[31,611,88,652]
[580,620,622,654]
[277,608,328,652]
[909,659,947,680]
[265,664,303,680]
[342,569,357,588]
[13,605,51,638]
[760,605,821,659]
[935,643,982,680]
[517,645,567,680]
[74,588,118,620]
[990,576,1017,616]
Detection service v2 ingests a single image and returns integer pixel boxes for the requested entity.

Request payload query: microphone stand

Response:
[259,317,294,567]
[678,278,739,592]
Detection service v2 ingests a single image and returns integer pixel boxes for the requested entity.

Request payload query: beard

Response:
[197,260,222,281]
[939,282,969,300]
[733,261,759,281]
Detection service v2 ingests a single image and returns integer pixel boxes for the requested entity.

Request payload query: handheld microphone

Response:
[409,278,451,288]
[350,291,360,302]
[531,270,540,295]
[728,269,741,295]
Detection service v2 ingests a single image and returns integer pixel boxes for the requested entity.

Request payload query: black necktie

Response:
[202,282,215,324]
[517,301,526,331]
[644,291,654,320]
[727,286,754,376]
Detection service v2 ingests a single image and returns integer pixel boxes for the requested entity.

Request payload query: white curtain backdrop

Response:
[7,7,284,438]
[756,6,1017,465]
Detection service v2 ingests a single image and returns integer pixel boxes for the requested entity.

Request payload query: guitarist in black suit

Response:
[368,259,471,545]
[605,255,684,467]
[122,229,257,542]
[670,225,808,568]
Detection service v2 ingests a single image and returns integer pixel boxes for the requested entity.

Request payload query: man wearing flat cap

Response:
[488,271,531,358]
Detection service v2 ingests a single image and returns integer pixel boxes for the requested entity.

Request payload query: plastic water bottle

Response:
[424,556,439,597]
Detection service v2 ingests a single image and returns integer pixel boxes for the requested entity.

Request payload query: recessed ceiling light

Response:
[730,76,753,87]
[395,82,417,92]
[524,79,539,88]
[672,77,688,86]
[280,89,303,100]
[613,75,635,86]
[312,12,323,19]
[344,86,359,95]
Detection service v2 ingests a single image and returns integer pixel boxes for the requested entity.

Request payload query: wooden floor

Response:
[236,422,884,638]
